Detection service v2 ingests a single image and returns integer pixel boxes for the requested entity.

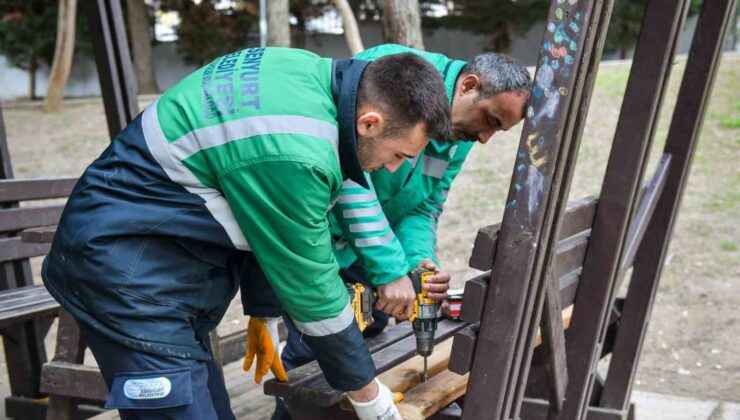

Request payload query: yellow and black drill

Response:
[347,269,438,382]
[409,268,438,382]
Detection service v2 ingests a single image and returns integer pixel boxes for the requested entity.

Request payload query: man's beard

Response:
[357,134,380,172]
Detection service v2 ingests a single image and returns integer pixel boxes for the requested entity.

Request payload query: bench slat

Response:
[468,196,598,271]
[0,237,50,262]
[0,284,50,301]
[0,295,57,313]
[0,177,77,202]
[0,301,59,328]
[286,319,468,407]
[40,361,109,401]
[0,206,64,234]
[263,322,415,397]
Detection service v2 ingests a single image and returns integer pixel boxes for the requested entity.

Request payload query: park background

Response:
[0,1,738,418]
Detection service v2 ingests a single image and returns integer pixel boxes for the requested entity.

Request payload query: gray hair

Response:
[460,53,532,99]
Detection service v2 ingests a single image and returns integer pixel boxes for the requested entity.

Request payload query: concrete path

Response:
[631,391,740,420]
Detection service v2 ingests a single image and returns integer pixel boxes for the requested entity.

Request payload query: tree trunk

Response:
[43,0,78,113]
[381,0,424,49]
[266,0,290,47]
[126,0,159,94]
[29,57,38,101]
[334,0,364,55]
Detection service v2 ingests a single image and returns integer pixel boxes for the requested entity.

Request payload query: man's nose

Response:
[384,157,404,173]
[479,129,497,144]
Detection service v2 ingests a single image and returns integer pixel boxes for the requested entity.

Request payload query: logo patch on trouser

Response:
[123,377,172,399]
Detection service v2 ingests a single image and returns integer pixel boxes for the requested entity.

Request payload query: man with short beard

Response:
[42,48,450,420]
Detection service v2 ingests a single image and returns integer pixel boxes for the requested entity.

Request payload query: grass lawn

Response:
[2,53,738,402]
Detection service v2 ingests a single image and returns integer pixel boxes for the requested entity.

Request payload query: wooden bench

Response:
[262,143,672,418]
[262,192,629,419]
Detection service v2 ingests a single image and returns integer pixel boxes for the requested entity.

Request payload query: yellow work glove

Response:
[243,317,288,384]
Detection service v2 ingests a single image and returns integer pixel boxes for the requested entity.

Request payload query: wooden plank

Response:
[600,0,737,411]
[0,237,50,262]
[263,321,415,398]
[397,370,470,420]
[0,301,58,328]
[554,1,692,418]
[449,307,574,376]
[459,272,488,323]
[557,196,598,241]
[448,325,477,375]
[85,0,139,140]
[20,225,57,244]
[463,233,588,325]
[539,270,568,413]
[0,178,77,202]
[0,284,50,301]
[289,319,467,407]
[551,233,590,281]
[468,196,598,271]
[41,309,95,418]
[468,224,500,270]
[377,339,454,393]
[0,206,64,234]
[511,0,615,415]
[40,361,109,401]
[617,154,671,279]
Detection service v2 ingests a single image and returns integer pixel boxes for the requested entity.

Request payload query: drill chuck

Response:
[413,303,437,357]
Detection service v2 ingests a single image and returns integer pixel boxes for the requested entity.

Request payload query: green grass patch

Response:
[720,241,738,251]
[719,118,740,129]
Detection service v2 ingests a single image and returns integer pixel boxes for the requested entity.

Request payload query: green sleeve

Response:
[219,160,349,323]
[395,144,474,269]
[331,174,410,286]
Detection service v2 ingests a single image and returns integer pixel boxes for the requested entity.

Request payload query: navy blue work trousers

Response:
[79,323,236,420]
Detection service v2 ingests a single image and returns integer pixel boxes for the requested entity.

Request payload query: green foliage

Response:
[605,0,703,58]
[0,1,57,71]
[163,1,257,67]
[0,0,91,71]
[424,0,550,52]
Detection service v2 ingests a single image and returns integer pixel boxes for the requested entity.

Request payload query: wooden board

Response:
[396,370,469,420]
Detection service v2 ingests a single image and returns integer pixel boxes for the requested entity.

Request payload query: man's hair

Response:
[460,53,532,99]
[358,53,451,141]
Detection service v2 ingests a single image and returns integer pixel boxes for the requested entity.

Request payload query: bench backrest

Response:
[0,177,77,269]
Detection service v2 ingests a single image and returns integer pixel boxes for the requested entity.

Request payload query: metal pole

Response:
[259,0,267,47]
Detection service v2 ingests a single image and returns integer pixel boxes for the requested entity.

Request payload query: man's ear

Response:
[356,111,383,137]
[459,74,481,96]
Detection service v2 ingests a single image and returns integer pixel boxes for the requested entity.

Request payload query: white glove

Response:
[347,379,401,420]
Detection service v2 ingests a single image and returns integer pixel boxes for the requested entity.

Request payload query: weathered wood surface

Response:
[0,285,59,328]
[599,0,737,411]
[449,306,574,376]
[19,225,58,244]
[281,319,467,407]
[468,196,597,271]
[397,370,469,420]
[0,177,77,202]
[554,1,692,418]
[85,0,139,140]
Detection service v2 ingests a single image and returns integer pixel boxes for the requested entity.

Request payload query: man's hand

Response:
[376,275,416,320]
[243,317,288,384]
[416,258,451,301]
[347,378,402,420]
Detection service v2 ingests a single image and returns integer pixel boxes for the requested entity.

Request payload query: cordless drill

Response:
[409,268,438,382]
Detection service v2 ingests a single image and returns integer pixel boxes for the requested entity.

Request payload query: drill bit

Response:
[423,356,428,382]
